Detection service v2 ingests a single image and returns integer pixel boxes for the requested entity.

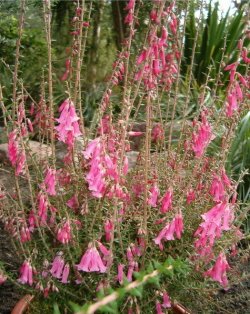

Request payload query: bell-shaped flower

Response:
[117,264,124,284]
[44,168,57,196]
[104,220,113,242]
[204,253,230,288]
[154,213,184,250]
[192,113,213,157]
[162,291,171,308]
[18,261,33,286]
[209,175,226,202]
[148,183,159,207]
[57,220,71,244]
[50,255,65,279]
[61,263,70,284]
[37,192,48,225]
[55,99,81,147]
[161,189,173,213]
[76,244,107,273]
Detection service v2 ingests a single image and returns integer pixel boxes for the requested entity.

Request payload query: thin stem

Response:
[12,0,26,120]
[43,0,55,165]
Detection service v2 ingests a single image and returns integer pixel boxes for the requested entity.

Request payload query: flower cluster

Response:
[55,99,81,147]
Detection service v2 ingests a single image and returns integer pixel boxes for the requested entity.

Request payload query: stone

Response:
[0,141,52,164]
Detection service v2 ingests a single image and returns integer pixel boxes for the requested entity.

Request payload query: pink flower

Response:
[194,202,234,256]
[192,113,213,157]
[20,226,31,243]
[152,124,164,142]
[15,152,26,176]
[127,261,137,282]
[150,9,158,22]
[161,189,172,213]
[156,302,164,314]
[66,194,79,211]
[8,130,18,166]
[60,59,71,81]
[37,192,48,225]
[97,115,111,135]
[148,183,159,207]
[50,255,65,279]
[126,246,134,263]
[55,99,81,147]
[18,261,33,286]
[125,0,135,10]
[137,50,147,65]
[226,91,238,117]
[83,138,106,198]
[76,245,107,273]
[186,189,196,204]
[133,183,144,197]
[117,264,124,284]
[124,10,133,25]
[152,59,161,76]
[104,220,113,242]
[44,168,57,196]
[169,13,178,34]
[8,130,27,176]
[0,271,7,285]
[61,264,70,284]
[209,175,226,202]
[162,291,171,308]
[57,220,71,244]
[204,253,230,288]
[154,213,184,249]
[241,47,250,64]
[28,210,36,231]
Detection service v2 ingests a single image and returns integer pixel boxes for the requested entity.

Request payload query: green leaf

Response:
[53,303,61,314]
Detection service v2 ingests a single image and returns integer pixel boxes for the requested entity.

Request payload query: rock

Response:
[126,151,139,170]
[0,141,52,164]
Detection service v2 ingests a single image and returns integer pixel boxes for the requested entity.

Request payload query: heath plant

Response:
[0,0,249,313]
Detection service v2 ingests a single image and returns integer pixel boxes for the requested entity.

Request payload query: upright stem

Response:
[43,0,55,164]
[12,0,25,120]
[143,93,152,242]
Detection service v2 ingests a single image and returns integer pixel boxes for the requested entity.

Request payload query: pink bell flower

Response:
[66,194,79,211]
[148,183,159,207]
[152,123,164,142]
[104,220,113,242]
[18,261,33,286]
[204,253,230,288]
[37,192,48,225]
[209,175,226,202]
[117,264,124,284]
[192,114,213,157]
[57,220,71,244]
[76,245,107,273]
[61,263,70,284]
[194,202,234,256]
[154,213,184,249]
[186,189,196,204]
[8,130,19,166]
[20,226,31,243]
[50,255,65,279]
[162,291,171,308]
[55,99,81,147]
[44,168,57,196]
[156,302,164,314]
[161,189,173,213]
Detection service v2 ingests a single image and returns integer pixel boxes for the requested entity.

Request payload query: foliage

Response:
[183,1,248,85]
